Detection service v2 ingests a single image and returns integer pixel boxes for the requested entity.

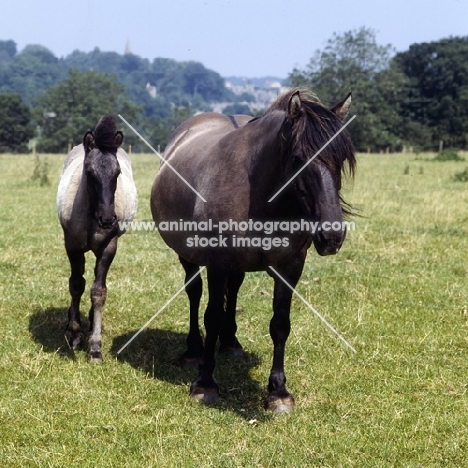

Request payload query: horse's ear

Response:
[114,131,124,148]
[331,92,352,121]
[83,131,95,153]
[288,91,302,119]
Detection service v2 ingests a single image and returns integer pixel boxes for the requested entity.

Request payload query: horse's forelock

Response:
[93,115,120,152]
[270,89,356,180]
[269,89,356,216]
[303,101,355,176]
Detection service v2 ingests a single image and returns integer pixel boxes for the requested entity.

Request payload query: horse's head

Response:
[280,90,355,256]
[83,116,123,230]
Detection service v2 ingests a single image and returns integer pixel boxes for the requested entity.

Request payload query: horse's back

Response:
[163,113,253,164]
[154,112,254,207]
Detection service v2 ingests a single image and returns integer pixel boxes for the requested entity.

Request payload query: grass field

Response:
[0,150,467,467]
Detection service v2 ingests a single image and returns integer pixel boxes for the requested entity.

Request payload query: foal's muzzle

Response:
[98,215,117,229]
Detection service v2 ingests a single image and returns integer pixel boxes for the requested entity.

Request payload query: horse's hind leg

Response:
[88,236,118,362]
[64,242,86,351]
[219,271,245,356]
[179,256,204,367]
[190,266,227,404]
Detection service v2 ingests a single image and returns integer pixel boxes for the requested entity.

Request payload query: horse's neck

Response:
[245,113,285,196]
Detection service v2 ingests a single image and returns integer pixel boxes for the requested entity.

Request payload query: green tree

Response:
[394,36,468,150]
[288,27,407,152]
[182,61,232,102]
[0,45,66,104]
[0,40,17,64]
[0,94,35,153]
[144,106,193,152]
[222,103,251,115]
[35,70,142,153]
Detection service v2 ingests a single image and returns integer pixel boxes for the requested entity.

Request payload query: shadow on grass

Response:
[111,329,272,421]
[28,307,88,360]
[28,308,274,420]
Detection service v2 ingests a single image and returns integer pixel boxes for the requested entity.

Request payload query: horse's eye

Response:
[292,155,303,166]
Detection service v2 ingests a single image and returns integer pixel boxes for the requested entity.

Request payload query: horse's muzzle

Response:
[313,226,346,256]
[98,215,117,229]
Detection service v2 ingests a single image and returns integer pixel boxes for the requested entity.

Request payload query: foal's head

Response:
[83,115,123,229]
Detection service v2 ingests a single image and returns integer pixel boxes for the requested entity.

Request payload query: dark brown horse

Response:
[57,115,138,361]
[151,89,355,411]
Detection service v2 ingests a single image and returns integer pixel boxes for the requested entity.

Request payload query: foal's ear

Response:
[288,91,302,120]
[114,131,124,148]
[331,92,352,121]
[83,131,95,152]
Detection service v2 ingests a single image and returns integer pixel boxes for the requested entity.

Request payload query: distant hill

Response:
[224,76,286,87]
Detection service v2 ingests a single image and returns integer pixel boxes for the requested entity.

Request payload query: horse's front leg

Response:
[88,236,118,362]
[265,261,304,412]
[190,267,227,404]
[179,256,204,367]
[64,239,86,350]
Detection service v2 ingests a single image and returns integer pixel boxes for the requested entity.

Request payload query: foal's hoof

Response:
[264,392,295,413]
[190,381,220,404]
[64,331,83,351]
[88,350,103,363]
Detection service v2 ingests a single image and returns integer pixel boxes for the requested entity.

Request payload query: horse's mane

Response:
[267,89,357,215]
[93,115,120,152]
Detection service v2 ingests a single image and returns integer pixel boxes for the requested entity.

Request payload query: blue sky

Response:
[3,0,467,78]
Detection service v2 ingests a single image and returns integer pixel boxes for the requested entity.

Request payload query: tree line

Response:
[287,28,468,152]
[1,28,468,153]
[0,40,239,152]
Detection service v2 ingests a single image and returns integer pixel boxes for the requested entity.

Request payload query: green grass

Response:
[0,151,467,467]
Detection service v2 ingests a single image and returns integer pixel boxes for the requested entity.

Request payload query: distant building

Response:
[146,82,157,99]
[221,79,289,113]
[124,39,131,55]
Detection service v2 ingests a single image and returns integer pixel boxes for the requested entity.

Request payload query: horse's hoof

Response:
[264,393,295,413]
[88,350,103,363]
[190,381,220,404]
[219,338,244,357]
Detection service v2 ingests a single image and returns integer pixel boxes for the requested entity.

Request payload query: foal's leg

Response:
[88,236,118,362]
[190,267,227,403]
[265,262,304,412]
[64,240,86,350]
[179,256,204,367]
[219,271,245,356]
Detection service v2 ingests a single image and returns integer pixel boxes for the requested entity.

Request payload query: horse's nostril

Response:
[99,216,116,229]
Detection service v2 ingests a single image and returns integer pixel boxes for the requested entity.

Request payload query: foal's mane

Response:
[267,89,356,215]
[93,115,121,153]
